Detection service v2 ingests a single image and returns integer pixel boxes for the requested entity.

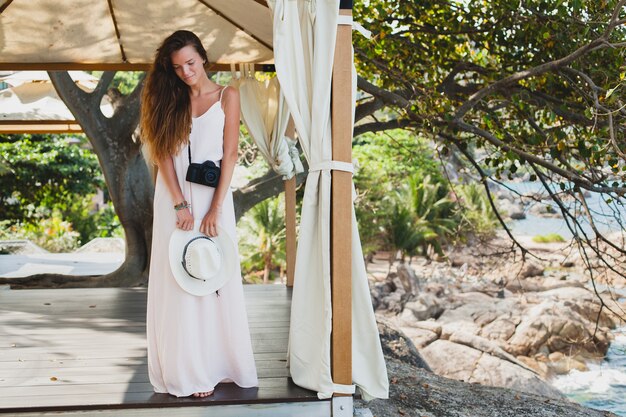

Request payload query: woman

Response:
[140,30,258,398]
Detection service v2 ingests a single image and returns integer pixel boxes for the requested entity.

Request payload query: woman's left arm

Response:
[200,86,240,237]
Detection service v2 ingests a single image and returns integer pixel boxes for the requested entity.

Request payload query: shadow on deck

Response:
[0,285,327,416]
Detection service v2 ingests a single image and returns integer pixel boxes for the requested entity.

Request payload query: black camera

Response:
[186,160,221,188]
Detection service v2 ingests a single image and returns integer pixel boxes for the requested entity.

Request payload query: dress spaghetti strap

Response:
[218,86,228,104]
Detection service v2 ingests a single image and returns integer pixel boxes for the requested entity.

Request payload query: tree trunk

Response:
[3,72,153,288]
[263,249,272,285]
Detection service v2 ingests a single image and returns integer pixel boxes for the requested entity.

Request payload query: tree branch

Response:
[355,97,386,122]
[354,119,412,137]
[93,71,116,101]
[454,38,607,121]
[453,120,626,195]
[233,168,307,221]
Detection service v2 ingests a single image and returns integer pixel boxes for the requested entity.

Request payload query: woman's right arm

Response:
[157,156,194,231]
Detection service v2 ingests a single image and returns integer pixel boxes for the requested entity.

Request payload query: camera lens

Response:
[205,171,217,184]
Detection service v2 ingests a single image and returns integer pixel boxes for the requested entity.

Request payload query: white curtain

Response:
[230,64,303,179]
[269,0,388,400]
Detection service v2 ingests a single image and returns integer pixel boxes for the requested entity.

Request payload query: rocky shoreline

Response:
[356,319,620,417]
[368,234,626,402]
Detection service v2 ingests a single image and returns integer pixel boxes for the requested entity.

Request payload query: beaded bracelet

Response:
[174,200,190,211]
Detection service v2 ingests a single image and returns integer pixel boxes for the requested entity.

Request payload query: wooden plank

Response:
[3,401,330,417]
[285,116,297,288]
[0,377,297,396]
[0,359,285,375]
[0,341,287,361]
[7,402,330,417]
[0,327,288,342]
[0,321,289,335]
[0,63,277,72]
[0,284,286,297]
[0,285,319,414]
[330,8,353,392]
[0,352,287,370]
[0,367,289,388]
[0,387,322,410]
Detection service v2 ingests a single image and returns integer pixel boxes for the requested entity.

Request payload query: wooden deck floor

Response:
[0,285,320,414]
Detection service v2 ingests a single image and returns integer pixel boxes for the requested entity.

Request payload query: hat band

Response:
[181,235,214,281]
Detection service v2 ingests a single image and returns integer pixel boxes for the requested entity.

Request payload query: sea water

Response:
[502,180,626,239]
[551,327,626,416]
[501,181,626,414]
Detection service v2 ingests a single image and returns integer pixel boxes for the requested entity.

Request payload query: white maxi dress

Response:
[146,88,258,397]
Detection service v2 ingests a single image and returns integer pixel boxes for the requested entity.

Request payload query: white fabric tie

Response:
[308,160,354,174]
[272,137,305,180]
[337,14,372,39]
[317,383,356,400]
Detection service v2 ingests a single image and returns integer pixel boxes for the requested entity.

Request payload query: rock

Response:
[420,340,563,398]
[480,317,517,342]
[398,307,417,323]
[471,352,563,399]
[498,198,526,220]
[507,297,612,358]
[506,302,554,356]
[452,291,494,304]
[401,326,439,349]
[421,340,482,381]
[517,355,550,379]
[373,275,413,313]
[403,293,443,321]
[413,320,442,336]
[376,319,431,371]
[358,356,618,417]
[441,321,482,339]
[424,282,446,297]
[529,202,562,218]
[380,290,404,313]
[448,253,476,268]
[548,351,565,362]
[519,261,544,278]
[447,331,531,372]
[396,262,421,294]
[506,277,586,292]
[370,280,396,310]
[548,354,588,375]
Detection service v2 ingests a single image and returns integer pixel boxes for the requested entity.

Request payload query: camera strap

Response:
[185,140,195,217]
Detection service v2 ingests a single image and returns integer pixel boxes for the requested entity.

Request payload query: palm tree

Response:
[239,196,286,284]
[382,175,458,263]
[409,175,458,256]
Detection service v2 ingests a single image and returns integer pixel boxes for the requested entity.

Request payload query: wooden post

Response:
[285,117,297,287]
[331,4,353,395]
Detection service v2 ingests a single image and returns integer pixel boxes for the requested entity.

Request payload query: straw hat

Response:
[168,223,238,296]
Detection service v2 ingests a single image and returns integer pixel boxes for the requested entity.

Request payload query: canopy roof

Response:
[0,0,273,70]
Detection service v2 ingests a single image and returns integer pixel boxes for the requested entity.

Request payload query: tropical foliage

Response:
[238,196,286,284]
[0,134,123,250]
[353,129,498,261]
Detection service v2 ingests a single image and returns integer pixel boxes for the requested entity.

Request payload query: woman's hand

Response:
[176,207,194,231]
[200,206,221,237]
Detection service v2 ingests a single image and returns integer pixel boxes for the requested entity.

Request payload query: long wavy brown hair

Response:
[140,30,208,163]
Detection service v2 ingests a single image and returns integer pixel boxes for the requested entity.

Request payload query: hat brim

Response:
[169,222,238,296]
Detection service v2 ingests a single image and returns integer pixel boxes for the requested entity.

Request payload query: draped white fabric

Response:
[269,0,389,400]
[231,64,303,179]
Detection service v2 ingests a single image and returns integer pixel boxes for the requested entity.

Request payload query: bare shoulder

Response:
[222,85,240,103]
